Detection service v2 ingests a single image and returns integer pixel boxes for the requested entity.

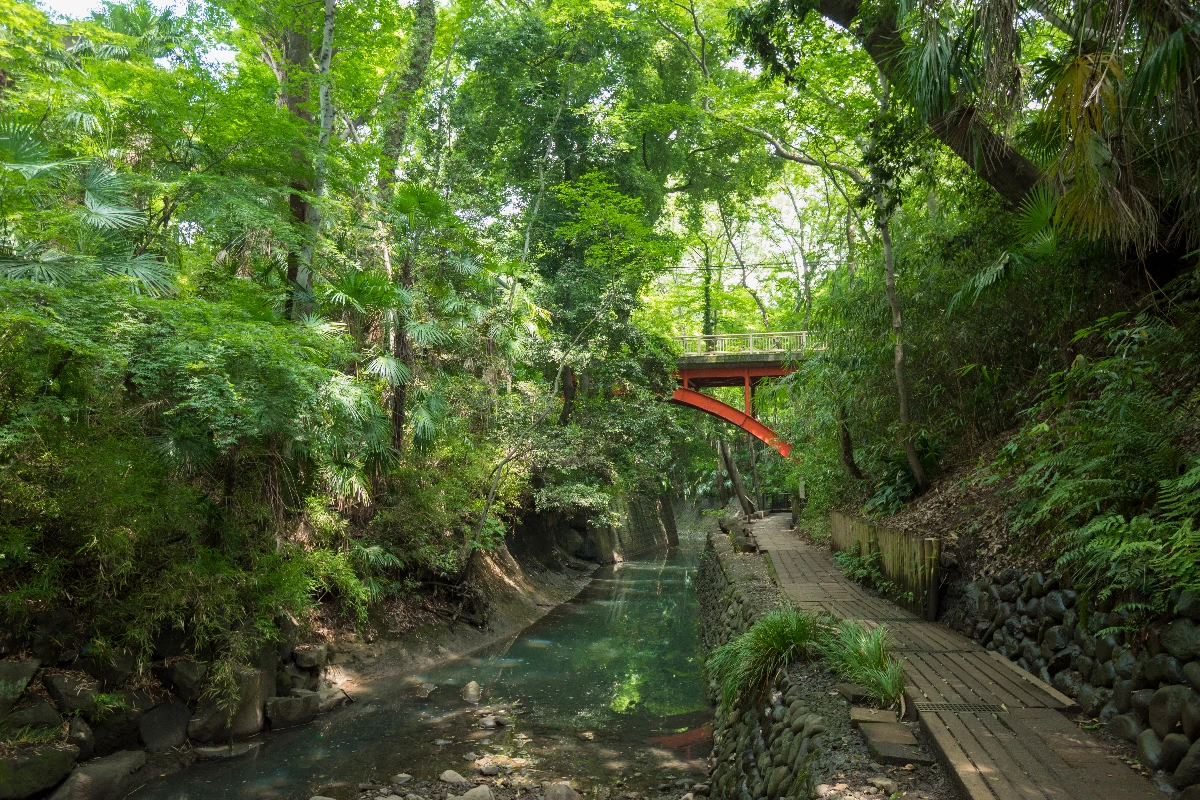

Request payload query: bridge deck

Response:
[751,515,1159,800]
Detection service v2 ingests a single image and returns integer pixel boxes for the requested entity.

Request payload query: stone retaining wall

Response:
[948,572,1200,795]
[697,533,824,800]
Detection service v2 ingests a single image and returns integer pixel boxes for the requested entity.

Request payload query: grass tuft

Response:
[817,619,906,708]
[707,607,822,709]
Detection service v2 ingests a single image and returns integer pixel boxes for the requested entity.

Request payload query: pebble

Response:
[478,764,500,776]
[391,774,413,784]
[463,681,482,703]
[868,776,898,794]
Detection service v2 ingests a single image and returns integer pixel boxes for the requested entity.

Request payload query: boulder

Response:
[293,686,350,713]
[1132,688,1157,720]
[30,610,75,664]
[0,659,41,715]
[91,691,153,757]
[1138,729,1163,770]
[1111,646,1137,679]
[545,784,582,800]
[1,696,63,734]
[1163,620,1200,662]
[0,745,78,800]
[1146,653,1187,686]
[265,694,320,729]
[1187,661,1200,693]
[1175,739,1200,790]
[1095,633,1119,664]
[283,663,319,693]
[156,659,207,704]
[439,769,468,784]
[48,749,146,800]
[80,651,135,689]
[1091,660,1118,688]
[1162,733,1192,773]
[1041,626,1070,655]
[292,645,327,670]
[1178,592,1200,621]
[151,626,187,661]
[1106,713,1143,743]
[1184,690,1200,740]
[187,667,267,742]
[458,788,494,800]
[1150,685,1192,739]
[1042,592,1067,621]
[43,673,100,717]
[67,718,94,761]
[139,701,190,751]
[192,742,261,760]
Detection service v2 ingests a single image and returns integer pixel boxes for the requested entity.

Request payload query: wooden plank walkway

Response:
[752,515,1158,800]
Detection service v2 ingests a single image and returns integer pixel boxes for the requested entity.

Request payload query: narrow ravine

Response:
[130,532,712,800]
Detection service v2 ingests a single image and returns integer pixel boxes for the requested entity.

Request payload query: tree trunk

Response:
[838,406,866,480]
[270,26,316,319]
[390,256,414,450]
[720,439,755,517]
[558,365,577,425]
[299,0,336,290]
[879,211,929,492]
[715,441,730,506]
[378,0,437,447]
[815,0,1040,207]
[378,0,438,196]
[702,251,715,335]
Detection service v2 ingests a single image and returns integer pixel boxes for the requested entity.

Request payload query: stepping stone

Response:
[850,707,897,727]
[836,683,870,703]
[859,722,935,766]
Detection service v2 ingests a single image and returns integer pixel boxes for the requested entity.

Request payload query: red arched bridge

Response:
[670,332,814,458]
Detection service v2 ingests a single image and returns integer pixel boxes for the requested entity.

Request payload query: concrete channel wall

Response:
[697,533,826,800]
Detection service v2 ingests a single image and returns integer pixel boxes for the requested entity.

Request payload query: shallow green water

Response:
[131,533,711,799]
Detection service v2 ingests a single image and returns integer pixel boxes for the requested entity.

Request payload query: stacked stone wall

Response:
[697,534,825,800]
[949,571,1200,794]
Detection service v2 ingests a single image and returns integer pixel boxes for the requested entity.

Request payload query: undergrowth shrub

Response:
[998,298,1200,621]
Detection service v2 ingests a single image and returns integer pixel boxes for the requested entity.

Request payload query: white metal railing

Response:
[676,331,815,355]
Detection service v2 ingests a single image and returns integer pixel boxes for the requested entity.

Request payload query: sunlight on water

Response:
[130,533,711,800]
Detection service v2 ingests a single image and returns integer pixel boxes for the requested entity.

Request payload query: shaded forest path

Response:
[751,515,1159,800]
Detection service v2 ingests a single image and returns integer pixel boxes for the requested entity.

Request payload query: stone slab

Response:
[850,707,897,727]
[865,737,936,766]
[858,722,918,746]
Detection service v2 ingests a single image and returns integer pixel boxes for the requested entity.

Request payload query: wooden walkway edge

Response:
[750,515,1159,800]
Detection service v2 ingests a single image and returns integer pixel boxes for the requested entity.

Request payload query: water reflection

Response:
[131,533,711,800]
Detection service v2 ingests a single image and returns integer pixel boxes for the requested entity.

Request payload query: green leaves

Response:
[0,121,74,179]
[78,168,143,230]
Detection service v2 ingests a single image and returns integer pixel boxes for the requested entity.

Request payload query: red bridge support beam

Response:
[669,387,792,457]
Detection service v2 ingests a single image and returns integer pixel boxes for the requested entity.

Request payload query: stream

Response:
[131,532,711,799]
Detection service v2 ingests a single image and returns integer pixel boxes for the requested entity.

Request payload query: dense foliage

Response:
[2,0,1199,686]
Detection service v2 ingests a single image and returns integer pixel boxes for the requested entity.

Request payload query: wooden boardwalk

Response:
[753,516,1159,800]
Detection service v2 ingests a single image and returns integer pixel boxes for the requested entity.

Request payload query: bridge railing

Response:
[677,331,815,355]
